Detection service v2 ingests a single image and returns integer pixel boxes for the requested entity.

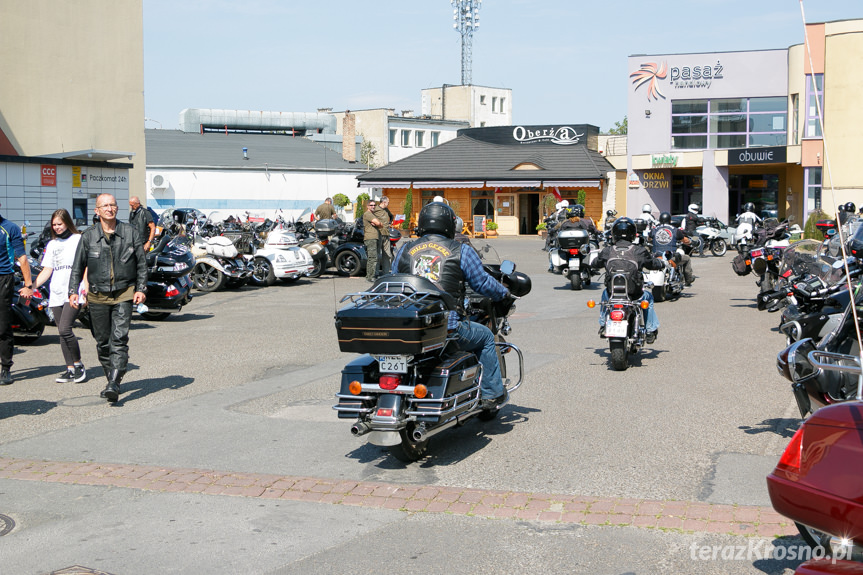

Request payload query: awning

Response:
[359,181,484,189]
[485,180,541,188]
[542,180,601,188]
[41,149,136,162]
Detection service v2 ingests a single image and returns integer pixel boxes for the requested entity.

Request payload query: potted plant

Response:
[486,220,499,237]
[536,221,547,237]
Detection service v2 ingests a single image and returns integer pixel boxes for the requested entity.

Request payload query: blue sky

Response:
[143,0,863,133]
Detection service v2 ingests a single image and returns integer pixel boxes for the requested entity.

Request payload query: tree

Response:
[360,134,379,169]
[332,193,350,209]
[606,116,628,135]
[356,192,370,214]
[402,189,413,230]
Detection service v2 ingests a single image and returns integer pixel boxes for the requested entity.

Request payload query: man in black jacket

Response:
[69,194,148,402]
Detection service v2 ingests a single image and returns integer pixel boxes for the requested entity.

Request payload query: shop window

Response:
[805,74,824,139]
[401,130,411,147]
[431,131,440,147]
[389,129,397,146]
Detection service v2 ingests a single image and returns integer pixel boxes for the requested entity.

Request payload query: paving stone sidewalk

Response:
[0,456,798,538]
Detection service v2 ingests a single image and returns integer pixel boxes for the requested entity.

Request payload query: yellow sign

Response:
[72,166,81,188]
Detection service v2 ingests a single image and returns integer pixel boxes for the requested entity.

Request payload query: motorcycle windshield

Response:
[780,239,843,285]
[472,241,501,267]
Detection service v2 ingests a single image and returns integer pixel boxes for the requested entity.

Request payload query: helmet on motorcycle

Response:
[743,202,755,213]
[417,202,456,238]
[658,212,672,225]
[567,204,585,218]
[688,203,700,214]
[606,209,616,217]
[506,271,532,297]
[844,202,857,214]
[642,203,653,214]
[611,217,637,243]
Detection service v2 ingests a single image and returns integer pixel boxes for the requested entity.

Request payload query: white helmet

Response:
[688,203,699,214]
[642,203,652,214]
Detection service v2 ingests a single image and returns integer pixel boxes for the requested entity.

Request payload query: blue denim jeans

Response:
[454,320,504,400]
[598,290,659,333]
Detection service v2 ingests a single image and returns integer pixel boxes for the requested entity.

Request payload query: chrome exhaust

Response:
[351,421,372,437]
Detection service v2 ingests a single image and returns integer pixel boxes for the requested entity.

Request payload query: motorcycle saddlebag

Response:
[205,236,239,258]
[335,292,448,355]
[558,229,589,250]
[731,253,751,276]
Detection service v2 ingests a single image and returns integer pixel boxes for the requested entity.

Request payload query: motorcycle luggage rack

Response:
[340,279,454,310]
[808,350,863,401]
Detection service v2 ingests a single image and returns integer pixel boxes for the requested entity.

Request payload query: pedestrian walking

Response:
[33,209,87,383]
[0,203,35,385]
[69,194,148,402]
[373,196,393,274]
[129,196,156,252]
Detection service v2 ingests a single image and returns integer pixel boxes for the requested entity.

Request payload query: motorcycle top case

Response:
[557,229,590,250]
[335,291,449,355]
[204,236,239,258]
[314,218,339,237]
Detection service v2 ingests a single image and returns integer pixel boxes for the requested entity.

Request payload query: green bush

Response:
[355,192,370,214]
[536,222,547,231]
[332,193,350,208]
[803,209,827,239]
[486,220,499,231]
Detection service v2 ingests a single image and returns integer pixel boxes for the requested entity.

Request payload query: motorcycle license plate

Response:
[569,258,580,269]
[751,249,763,258]
[377,355,408,374]
[606,321,627,338]
[178,276,187,287]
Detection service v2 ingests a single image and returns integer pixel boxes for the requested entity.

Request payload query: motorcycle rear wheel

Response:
[653,285,667,303]
[570,273,582,290]
[389,424,429,462]
[335,251,362,277]
[306,260,324,278]
[250,257,276,286]
[710,238,728,257]
[609,339,628,371]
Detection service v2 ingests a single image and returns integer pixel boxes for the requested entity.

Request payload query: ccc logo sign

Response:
[40,164,57,186]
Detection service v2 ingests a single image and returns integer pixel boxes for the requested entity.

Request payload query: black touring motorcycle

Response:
[333,244,531,461]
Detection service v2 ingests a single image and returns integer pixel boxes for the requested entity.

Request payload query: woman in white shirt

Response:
[34,209,87,383]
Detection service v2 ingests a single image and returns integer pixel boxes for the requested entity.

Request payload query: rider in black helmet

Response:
[839,201,858,226]
[557,204,597,233]
[392,202,512,411]
[592,217,663,343]
[651,211,695,286]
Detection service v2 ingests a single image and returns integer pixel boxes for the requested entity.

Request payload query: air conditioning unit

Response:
[151,173,168,191]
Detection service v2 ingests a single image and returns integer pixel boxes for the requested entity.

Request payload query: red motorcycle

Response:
[768,346,863,572]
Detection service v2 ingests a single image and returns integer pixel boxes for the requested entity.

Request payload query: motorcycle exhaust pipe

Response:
[351,421,372,437]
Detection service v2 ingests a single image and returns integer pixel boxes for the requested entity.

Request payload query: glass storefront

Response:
[671,175,702,214]
[728,174,779,219]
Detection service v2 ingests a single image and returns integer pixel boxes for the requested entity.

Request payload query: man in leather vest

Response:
[69,194,148,402]
[392,202,512,411]
[651,211,695,286]
[592,217,663,343]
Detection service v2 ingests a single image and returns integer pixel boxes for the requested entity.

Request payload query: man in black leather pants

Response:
[69,194,148,402]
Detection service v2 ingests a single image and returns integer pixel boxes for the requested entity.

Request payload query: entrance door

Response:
[518,193,540,235]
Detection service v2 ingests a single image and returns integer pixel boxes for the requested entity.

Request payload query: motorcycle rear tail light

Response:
[777,426,804,473]
[609,310,625,321]
[568,248,579,255]
[376,408,393,417]
[379,375,401,390]
[781,270,792,278]
[165,286,180,297]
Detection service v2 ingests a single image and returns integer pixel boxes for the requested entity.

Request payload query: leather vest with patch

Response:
[651,224,678,254]
[397,235,465,311]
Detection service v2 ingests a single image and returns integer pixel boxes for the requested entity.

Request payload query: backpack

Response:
[604,245,642,298]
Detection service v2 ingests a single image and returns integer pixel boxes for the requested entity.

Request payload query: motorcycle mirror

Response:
[500,260,515,275]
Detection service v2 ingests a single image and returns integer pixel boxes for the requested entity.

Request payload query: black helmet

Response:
[658,211,672,225]
[743,202,755,213]
[417,202,456,238]
[844,202,857,213]
[611,217,637,243]
[606,209,616,217]
[567,205,585,218]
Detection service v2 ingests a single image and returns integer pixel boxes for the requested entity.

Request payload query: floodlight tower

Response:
[452,0,481,85]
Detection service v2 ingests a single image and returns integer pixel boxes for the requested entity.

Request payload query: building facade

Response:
[421,85,513,128]
[626,18,863,225]
[0,0,144,226]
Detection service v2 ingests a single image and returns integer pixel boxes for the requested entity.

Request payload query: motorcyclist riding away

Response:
[392,202,512,411]
[736,202,762,227]
[592,218,663,343]
[651,212,695,286]
[682,203,703,256]
[556,204,597,234]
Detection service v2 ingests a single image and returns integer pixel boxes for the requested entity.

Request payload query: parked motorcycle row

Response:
[725,208,863,570]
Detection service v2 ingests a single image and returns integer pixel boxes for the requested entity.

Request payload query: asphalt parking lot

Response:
[0,236,806,574]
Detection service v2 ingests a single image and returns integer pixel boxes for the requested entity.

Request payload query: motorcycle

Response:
[247,229,314,286]
[548,228,598,290]
[695,221,728,256]
[589,267,651,371]
[332,243,531,461]
[11,260,51,344]
[177,210,252,292]
[643,250,684,302]
[307,218,367,278]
